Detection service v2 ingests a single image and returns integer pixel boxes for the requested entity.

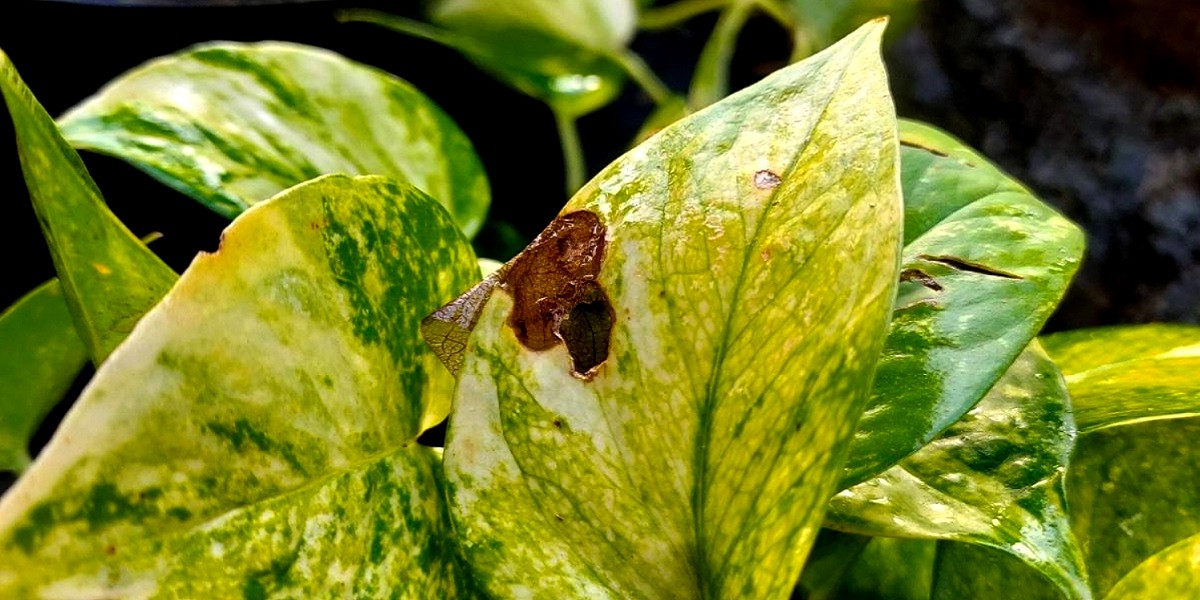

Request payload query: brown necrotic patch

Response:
[500,210,614,378]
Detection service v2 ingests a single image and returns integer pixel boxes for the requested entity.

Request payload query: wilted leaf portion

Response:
[0,282,88,473]
[0,176,479,597]
[828,343,1092,599]
[1041,324,1200,432]
[841,119,1084,487]
[442,22,900,600]
[0,49,178,364]
[59,42,490,236]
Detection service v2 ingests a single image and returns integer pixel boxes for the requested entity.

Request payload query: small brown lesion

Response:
[918,254,1024,280]
[900,139,950,158]
[900,268,944,291]
[753,169,783,189]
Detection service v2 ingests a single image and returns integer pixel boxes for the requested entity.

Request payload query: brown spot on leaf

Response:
[900,268,944,291]
[500,211,613,378]
[900,139,950,157]
[753,169,782,189]
[918,254,1024,280]
[104,544,116,556]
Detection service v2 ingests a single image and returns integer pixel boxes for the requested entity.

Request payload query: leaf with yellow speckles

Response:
[1106,531,1200,598]
[0,49,178,365]
[1041,324,1200,432]
[0,281,88,473]
[440,22,901,600]
[840,119,1085,488]
[0,175,480,597]
[58,42,490,237]
[827,342,1092,599]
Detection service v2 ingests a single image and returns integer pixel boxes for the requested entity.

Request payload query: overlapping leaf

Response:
[828,343,1091,599]
[58,42,490,236]
[1042,324,1200,432]
[435,22,900,600]
[342,0,636,118]
[1106,531,1200,599]
[0,282,87,473]
[1,49,178,365]
[0,175,480,597]
[841,119,1084,487]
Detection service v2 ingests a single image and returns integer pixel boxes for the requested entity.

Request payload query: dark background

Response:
[2,0,1199,325]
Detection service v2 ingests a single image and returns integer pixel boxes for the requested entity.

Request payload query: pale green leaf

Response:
[828,343,1091,600]
[59,42,490,236]
[1041,324,1200,432]
[438,23,900,599]
[1,49,178,365]
[0,281,88,473]
[0,175,479,597]
[1106,531,1200,599]
[341,0,634,118]
[841,119,1084,487]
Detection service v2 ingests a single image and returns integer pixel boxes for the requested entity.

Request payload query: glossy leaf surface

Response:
[0,175,479,597]
[0,282,87,473]
[1,49,178,364]
[1041,324,1200,432]
[841,119,1084,487]
[1106,531,1200,599]
[439,23,900,600]
[59,42,490,236]
[829,343,1091,600]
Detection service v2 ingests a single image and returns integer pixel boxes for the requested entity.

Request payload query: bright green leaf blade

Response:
[341,4,631,117]
[1041,324,1200,432]
[0,281,88,473]
[932,419,1200,598]
[0,49,178,364]
[0,175,479,596]
[58,42,490,237]
[840,537,937,600]
[841,119,1085,487]
[441,23,900,599]
[1106,531,1200,599]
[828,343,1092,600]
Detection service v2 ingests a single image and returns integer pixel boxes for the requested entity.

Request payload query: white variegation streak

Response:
[446,22,900,600]
[0,175,479,597]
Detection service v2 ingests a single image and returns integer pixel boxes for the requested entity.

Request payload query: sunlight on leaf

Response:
[437,22,901,599]
[59,42,490,237]
[0,176,479,597]
[0,49,177,365]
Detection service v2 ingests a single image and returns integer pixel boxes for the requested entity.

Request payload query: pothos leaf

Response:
[433,22,901,599]
[828,343,1092,600]
[59,42,490,237]
[0,175,480,597]
[0,48,178,365]
[1105,530,1200,599]
[1041,324,1200,432]
[0,281,88,473]
[841,119,1084,487]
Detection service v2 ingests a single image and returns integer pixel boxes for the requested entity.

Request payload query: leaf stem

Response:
[687,0,755,109]
[554,108,586,196]
[613,50,674,106]
[639,0,733,30]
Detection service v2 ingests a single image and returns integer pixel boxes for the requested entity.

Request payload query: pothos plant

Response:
[0,12,1197,600]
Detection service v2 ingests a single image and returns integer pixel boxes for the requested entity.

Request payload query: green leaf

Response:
[841,119,1084,487]
[794,530,871,600]
[1106,531,1200,598]
[828,343,1092,600]
[782,0,923,57]
[58,42,490,237]
[933,418,1200,598]
[437,23,900,599]
[0,282,88,473]
[0,175,480,596]
[932,544,1063,600]
[1,49,178,365]
[840,537,937,600]
[341,0,635,118]
[1041,324,1200,432]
